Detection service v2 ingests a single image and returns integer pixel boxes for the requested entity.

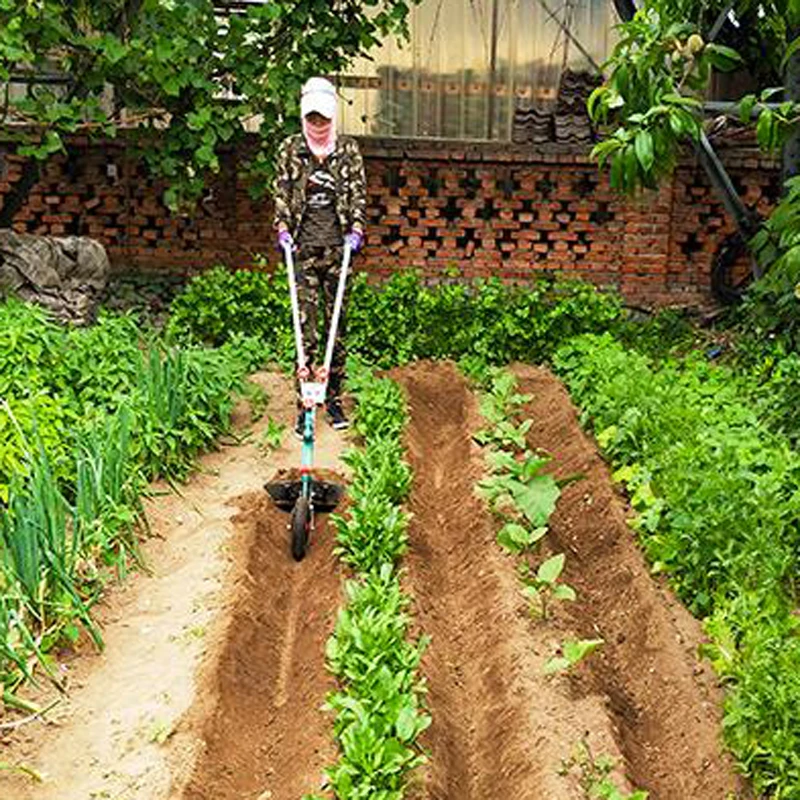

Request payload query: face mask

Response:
[302,115,336,158]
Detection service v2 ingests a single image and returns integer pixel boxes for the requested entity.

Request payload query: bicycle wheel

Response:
[711,232,753,304]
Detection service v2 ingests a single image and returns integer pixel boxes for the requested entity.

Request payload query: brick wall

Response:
[0,134,780,307]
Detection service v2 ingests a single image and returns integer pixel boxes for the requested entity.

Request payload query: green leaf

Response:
[591,139,622,167]
[537,553,565,584]
[781,34,800,70]
[624,145,639,190]
[528,526,549,545]
[756,108,775,151]
[63,623,80,643]
[607,89,625,110]
[195,144,218,169]
[100,35,128,65]
[704,43,742,72]
[563,638,604,663]
[596,425,617,449]
[154,38,174,61]
[396,703,418,742]
[668,109,685,138]
[759,86,784,102]
[523,584,540,601]
[162,74,183,97]
[509,476,559,527]
[553,584,577,602]
[662,93,702,108]
[739,94,757,124]
[544,638,604,674]
[497,522,529,554]
[587,85,605,121]
[634,130,654,173]
[610,150,624,190]
[187,107,212,131]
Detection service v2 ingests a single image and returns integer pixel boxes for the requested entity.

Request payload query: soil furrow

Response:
[181,493,340,800]
[513,363,748,799]
[398,362,627,800]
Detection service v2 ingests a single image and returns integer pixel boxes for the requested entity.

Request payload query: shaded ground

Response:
[0,362,747,800]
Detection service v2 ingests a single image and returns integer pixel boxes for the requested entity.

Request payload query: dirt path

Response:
[397,361,746,800]
[0,371,347,800]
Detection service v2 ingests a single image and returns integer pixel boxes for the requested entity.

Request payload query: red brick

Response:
[0,134,779,306]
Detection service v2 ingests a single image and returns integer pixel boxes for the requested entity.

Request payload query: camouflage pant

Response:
[295,245,348,401]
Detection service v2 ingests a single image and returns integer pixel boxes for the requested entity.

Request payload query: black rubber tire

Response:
[290,495,311,561]
[711,232,753,305]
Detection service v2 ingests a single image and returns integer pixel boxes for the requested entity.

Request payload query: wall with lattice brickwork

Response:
[0,134,780,306]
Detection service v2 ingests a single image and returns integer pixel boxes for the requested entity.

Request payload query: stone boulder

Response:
[0,229,110,326]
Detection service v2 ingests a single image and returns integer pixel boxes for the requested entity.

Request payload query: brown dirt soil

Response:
[511,363,749,800]
[397,361,629,800]
[180,493,341,800]
[0,370,348,800]
[396,360,747,800]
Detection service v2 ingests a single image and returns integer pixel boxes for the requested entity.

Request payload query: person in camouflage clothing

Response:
[274,77,367,436]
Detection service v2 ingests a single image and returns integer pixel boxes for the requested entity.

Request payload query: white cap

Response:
[300,77,337,120]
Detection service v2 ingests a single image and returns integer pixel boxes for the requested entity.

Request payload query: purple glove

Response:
[278,229,294,250]
[344,229,364,253]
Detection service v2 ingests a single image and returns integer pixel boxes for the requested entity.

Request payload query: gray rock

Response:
[0,229,110,325]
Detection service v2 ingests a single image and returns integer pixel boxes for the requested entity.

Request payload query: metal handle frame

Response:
[282,240,353,501]
[282,241,352,389]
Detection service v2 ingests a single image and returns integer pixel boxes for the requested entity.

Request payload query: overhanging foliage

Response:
[0,0,416,213]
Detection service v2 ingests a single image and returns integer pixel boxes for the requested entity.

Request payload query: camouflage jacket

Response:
[273,133,367,238]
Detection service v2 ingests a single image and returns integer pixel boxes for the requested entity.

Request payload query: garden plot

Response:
[512,365,748,798]
[396,361,745,800]
[1,362,745,800]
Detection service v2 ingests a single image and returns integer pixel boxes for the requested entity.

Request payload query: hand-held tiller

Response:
[264,240,350,560]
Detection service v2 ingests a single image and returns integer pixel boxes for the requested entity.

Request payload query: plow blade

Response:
[264,479,345,512]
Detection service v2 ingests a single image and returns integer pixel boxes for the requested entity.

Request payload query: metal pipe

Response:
[322,243,352,380]
[703,100,782,115]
